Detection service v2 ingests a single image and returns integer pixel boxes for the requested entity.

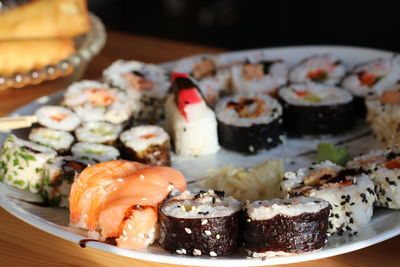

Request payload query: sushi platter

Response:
[1,45,400,266]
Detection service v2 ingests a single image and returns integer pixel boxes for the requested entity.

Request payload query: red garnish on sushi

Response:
[383,159,400,169]
[307,69,328,82]
[177,88,203,120]
[171,72,190,82]
[49,113,68,122]
[359,72,380,86]
[295,91,308,97]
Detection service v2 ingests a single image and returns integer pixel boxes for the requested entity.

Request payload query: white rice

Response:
[71,142,120,163]
[215,93,282,127]
[35,105,80,131]
[289,54,346,85]
[247,196,329,221]
[120,125,169,153]
[75,121,122,144]
[278,83,353,106]
[29,127,74,153]
[231,60,288,94]
[342,58,400,97]
[165,94,220,157]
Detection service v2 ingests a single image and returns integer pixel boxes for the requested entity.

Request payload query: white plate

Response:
[1,46,400,266]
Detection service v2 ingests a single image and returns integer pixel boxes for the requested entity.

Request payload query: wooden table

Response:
[0,31,399,267]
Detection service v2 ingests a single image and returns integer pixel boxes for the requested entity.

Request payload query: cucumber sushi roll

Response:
[62,80,137,124]
[71,142,120,163]
[41,156,87,208]
[348,149,400,209]
[0,134,56,193]
[231,59,288,96]
[215,93,283,154]
[366,86,400,146]
[35,105,80,131]
[278,83,354,136]
[282,161,376,235]
[173,55,230,106]
[75,121,122,146]
[103,60,170,123]
[342,58,400,117]
[244,196,330,257]
[165,73,220,157]
[29,127,74,155]
[119,125,171,166]
[289,54,346,85]
[159,190,243,257]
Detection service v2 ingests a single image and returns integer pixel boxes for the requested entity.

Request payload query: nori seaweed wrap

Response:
[159,190,243,257]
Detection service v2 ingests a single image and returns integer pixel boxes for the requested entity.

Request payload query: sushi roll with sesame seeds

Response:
[35,105,81,131]
[165,73,220,157]
[103,60,170,123]
[71,142,120,163]
[159,190,243,257]
[29,127,74,155]
[365,85,400,146]
[281,161,376,235]
[62,80,138,125]
[75,121,122,146]
[278,83,354,136]
[289,54,346,85]
[41,156,87,208]
[119,125,171,166]
[244,196,330,257]
[342,58,400,117]
[215,93,283,154]
[347,148,400,209]
[173,55,231,106]
[231,59,288,96]
[0,134,56,193]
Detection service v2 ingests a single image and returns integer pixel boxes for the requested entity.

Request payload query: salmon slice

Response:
[380,91,400,105]
[69,160,148,230]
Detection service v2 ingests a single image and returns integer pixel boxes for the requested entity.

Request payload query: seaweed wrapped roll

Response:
[35,105,80,131]
[29,127,74,155]
[159,190,243,257]
[278,83,354,136]
[119,125,171,166]
[244,196,330,257]
[75,121,122,146]
[71,142,120,163]
[215,93,283,153]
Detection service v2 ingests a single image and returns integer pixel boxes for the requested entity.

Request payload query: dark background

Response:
[89,0,396,52]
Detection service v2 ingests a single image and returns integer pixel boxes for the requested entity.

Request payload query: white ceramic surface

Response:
[1,46,400,266]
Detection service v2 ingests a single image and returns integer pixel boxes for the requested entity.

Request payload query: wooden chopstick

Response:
[0,115,37,131]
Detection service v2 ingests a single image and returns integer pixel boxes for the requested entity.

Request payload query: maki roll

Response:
[173,55,230,106]
[347,149,400,209]
[365,86,400,146]
[103,60,170,123]
[231,59,288,96]
[35,105,80,131]
[62,80,137,124]
[282,161,376,235]
[41,156,87,208]
[289,54,346,85]
[244,196,330,257]
[71,142,120,163]
[342,58,400,117]
[119,125,171,166]
[75,121,122,146]
[29,127,74,155]
[215,93,283,154]
[278,83,354,136]
[165,73,220,157]
[159,190,243,257]
[0,134,56,193]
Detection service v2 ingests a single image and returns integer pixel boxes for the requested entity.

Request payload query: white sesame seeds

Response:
[116,178,124,182]
[249,145,255,152]
[181,248,187,254]
[122,229,127,236]
[127,224,132,230]
[205,230,212,236]
[191,206,197,211]
[216,234,220,239]
[201,219,208,225]
[176,249,183,254]
[209,251,217,257]
[83,214,88,219]
[185,228,192,234]
[141,197,148,201]
[139,174,145,179]
[193,249,202,256]
[167,184,174,191]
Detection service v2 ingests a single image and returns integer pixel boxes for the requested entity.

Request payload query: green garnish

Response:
[83,149,104,155]
[310,71,328,82]
[304,94,322,103]
[317,143,350,166]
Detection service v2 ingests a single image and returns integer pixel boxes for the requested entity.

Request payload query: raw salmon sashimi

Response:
[69,160,148,231]
[69,161,187,250]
